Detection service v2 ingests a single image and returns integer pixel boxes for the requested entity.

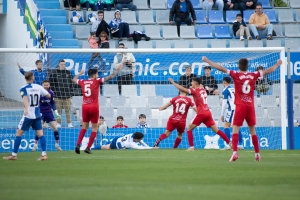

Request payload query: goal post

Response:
[0,47,287,151]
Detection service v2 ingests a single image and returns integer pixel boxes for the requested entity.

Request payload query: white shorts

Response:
[225,110,234,123]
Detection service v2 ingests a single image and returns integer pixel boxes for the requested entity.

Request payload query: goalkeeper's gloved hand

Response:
[54,110,61,120]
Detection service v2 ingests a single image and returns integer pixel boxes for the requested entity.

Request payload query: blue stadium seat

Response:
[156,85,178,97]
[208,10,225,24]
[190,0,201,9]
[290,0,300,8]
[226,10,241,24]
[167,0,175,9]
[264,9,278,23]
[214,26,232,39]
[278,9,295,23]
[243,10,254,23]
[196,26,214,39]
[260,0,273,9]
[195,10,208,24]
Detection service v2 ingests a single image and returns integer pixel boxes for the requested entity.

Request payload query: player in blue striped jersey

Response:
[220,77,244,150]
[3,72,51,161]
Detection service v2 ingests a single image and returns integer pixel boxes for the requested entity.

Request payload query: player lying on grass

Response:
[154,90,196,148]
[101,132,158,150]
[3,72,51,161]
[169,77,231,151]
[32,80,62,152]
[202,56,282,162]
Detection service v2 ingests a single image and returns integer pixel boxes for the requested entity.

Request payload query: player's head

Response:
[58,59,66,69]
[88,68,98,79]
[42,80,50,89]
[117,116,124,125]
[179,90,187,96]
[222,76,231,87]
[191,77,202,88]
[132,132,144,142]
[236,14,242,22]
[35,60,43,70]
[139,114,146,124]
[204,66,211,76]
[238,58,249,72]
[99,115,105,125]
[185,65,192,76]
[25,71,34,83]
[256,65,264,71]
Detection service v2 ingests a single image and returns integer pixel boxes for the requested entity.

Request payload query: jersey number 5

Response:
[242,80,250,94]
[175,103,186,114]
[84,84,91,96]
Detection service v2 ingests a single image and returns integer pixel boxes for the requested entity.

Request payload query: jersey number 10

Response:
[30,94,39,107]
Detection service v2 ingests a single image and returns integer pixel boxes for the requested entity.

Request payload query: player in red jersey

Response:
[202,56,282,161]
[73,66,122,154]
[153,90,196,148]
[169,77,231,151]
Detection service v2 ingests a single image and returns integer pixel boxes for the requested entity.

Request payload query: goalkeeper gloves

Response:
[54,110,61,120]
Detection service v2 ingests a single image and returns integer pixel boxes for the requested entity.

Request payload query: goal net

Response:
[0,48,286,152]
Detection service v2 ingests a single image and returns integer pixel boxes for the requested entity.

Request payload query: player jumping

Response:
[153,90,196,148]
[220,77,244,150]
[169,77,231,151]
[3,72,50,161]
[73,66,122,154]
[202,56,282,161]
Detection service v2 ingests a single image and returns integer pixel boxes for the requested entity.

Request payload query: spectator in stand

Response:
[179,65,197,89]
[88,32,101,68]
[80,0,98,11]
[136,114,150,128]
[112,116,128,128]
[98,0,114,11]
[238,0,257,12]
[109,10,133,41]
[203,0,224,21]
[92,10,110,37]
[169,0,196,37]
[248,3,273,40]
[17,60,47,86]
[66,0,80,11]
[114,0,137,11]
[233,14,252,41]
[112,43,136,95]
[200,66,219,95]
[223,0,238,10]
[98,31,110,94]
[48,59,74,128]
[255,66,272,96]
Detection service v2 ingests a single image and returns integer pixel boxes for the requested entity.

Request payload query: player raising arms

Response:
[3,72,51,161]
[169,77,231,151]
[202,56,282,161]
[153,90,196,148]
[73,66,122,154]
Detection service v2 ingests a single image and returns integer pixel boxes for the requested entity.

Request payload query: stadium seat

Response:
[155,40,172,48]
[75,26,90,39]
[229,40,245,48]
[140,85,156,96]
[148,96,164,108]
[117,107,134,119]
[296,9,300,22]
[190,0,201,9]
[293,84,300,96]
[138,10,155,24]
[272,118,282,127]
[137,41,153,48]
[68,11,86,24]
[195,10,208,24]
[255,107,266,118]
[99,107,114,119]
[103,11,115,24]
[156,85,179,97]
[121,11,138,24]
[208,10,225,23]
[150,0,167,9]
[256,118,272,127]
[109,40,116,48]
[248,40,263,47]
[144,25,162,39]
[121,41,134,49]
[173,40,190,48]
[285,39,300,52]
[125,118,138,128]
[210,107,221,118]
[226,10,241,24]
[156,10,170,24]
[180,26,197,39]
[267,107,281,119]
[295,107,300,118]
[160,118,169,127]
[110,96,126,108]
[210,40,227,48]
[81,40,90,48]
[278,9,295,23]
[290,0,300,8]
[273,24,284,37]
[284,24,300,37]
[264,9,277,23]
[136,107,152,119]
[207,96,220,107]
[99,96,108,107]
[261,96,279,107]
[196,26,214,39]
[103,84,119,97]
[167,0,175,9]
[130,25,144,32]
[147,119,159,127]
[191,39,208,48]
[266,40,282,47]
[122,85,137,96]
[105,119,116,127]
[243,10,254,23]
[214,26,232,39]
[162,26,180,39]
[72,96,83,109]
[129,96,147,108]
[260,0,272,9]
[271,84,281,95]
[133,0,149,9]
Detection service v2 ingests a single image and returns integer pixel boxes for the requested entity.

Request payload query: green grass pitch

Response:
[1,150,300,200]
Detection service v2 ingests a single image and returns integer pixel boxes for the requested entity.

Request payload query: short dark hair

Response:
[88,68,98,77]
[238,58,249,71]
[90,32,96,36]
[185,65,192,70]
[35,60,43,65]
[139,114,146,119]
[236,14,242,18]
[99,115,104,120]
[192,77,202,85]
[118,43,125,47]
[98,10,104,15]
[42,80,50,84]
[132,132,144,140]
[117,116,124,120]
[59,59,65,63]
[204,66,211,70]
[25,72,34,81]
[223,76,231,84]
[256,66,264,71]
[256,3,262,8]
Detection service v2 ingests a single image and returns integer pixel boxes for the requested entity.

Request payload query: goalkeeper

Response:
[32,80,62,151]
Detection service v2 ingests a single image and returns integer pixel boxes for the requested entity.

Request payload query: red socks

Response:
[76,129,87,146]
[252,135,260,153]
[155,133,167,145]
[87,132,97,149]
[232,133,238,151]
[173,137,182,148]
[187,130,194,147]
[217,130,230,144]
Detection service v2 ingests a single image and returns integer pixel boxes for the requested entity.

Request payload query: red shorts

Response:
[191,111,215,127]
[166,119,186,134]
[232,104,256,126]
[82,105,99,124]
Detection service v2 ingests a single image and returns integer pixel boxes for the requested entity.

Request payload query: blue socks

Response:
[39,136,47,152]
[238,130,243,145]
[35,135,39,141]
[224,128,231,140]
[54,131,59,141]
[13,136,22,154]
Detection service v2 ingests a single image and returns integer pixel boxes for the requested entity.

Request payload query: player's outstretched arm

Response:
[202,56,227,73]
[17,62,26,75]
[263,59,282,76]
[159,102,172,111]
[104,63,123,82]
[72,70,85,84]
[168,78,190,94]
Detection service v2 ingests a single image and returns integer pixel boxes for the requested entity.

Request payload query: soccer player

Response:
[168,77,231,151]
[32,80,62,152]
[153,90,196,148]
[73,66,122,154]
[3,72,51,161]
[112,116,128,128]
[220,77,243,150]
[101,132,157,150]
[202,56,282,161]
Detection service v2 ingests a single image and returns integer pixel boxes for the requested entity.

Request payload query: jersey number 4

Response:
[84,84,91,97]
[175,103,186,114]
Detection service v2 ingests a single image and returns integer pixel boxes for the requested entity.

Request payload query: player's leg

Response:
[84,107,99,154]
[153,120,174,147]
[186,123,197,151]
[100,144,112,150]
[173,123,185,148]
[33,115,46,152]
[221,122,231,150]
[246,106,260,161]
[102,137,118,150]
[210,125,230,144]
[49,121,62,151]
[55,98,63,127]
[75,106,89,154]
[32,118,48,161]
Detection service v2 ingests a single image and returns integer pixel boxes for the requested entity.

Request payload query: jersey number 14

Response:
[175,103,186,114]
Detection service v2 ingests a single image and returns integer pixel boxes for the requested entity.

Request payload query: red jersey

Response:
[189,87,210,114]
[77,78,104,107]
[227,70,262,107]
[112,124,128,128]
[169,96,194,121]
